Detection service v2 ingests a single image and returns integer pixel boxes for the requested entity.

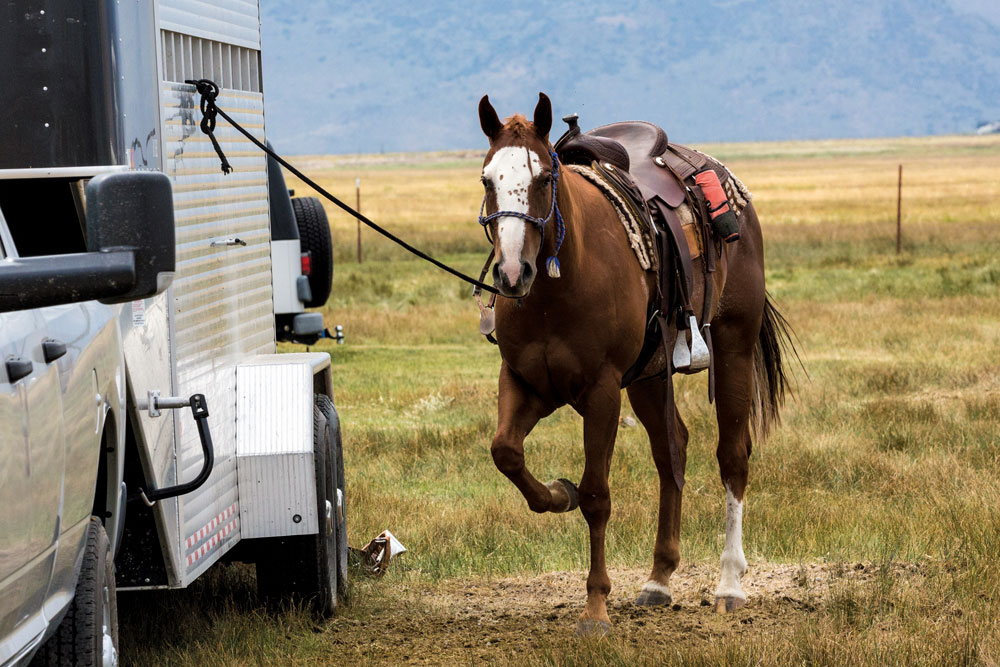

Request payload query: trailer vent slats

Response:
[161,30,261,93]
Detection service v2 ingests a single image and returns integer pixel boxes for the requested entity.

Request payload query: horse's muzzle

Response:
[493,259,535,297]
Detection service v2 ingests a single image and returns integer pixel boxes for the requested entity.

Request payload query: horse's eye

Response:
[541,174,552,186]
[481,176,491,189]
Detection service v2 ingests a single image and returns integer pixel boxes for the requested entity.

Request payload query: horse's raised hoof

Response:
[545,478,579,513]
[635,581,672,606]
[714,595,746,613]
[575,618,611,637]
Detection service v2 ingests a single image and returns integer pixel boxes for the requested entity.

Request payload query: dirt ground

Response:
[328,562,920,664]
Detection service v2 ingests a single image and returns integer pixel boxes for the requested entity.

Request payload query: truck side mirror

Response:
[0,172,176,313]
[86,171,176,302]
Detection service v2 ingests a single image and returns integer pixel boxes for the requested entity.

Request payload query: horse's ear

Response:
[479,95,503,142]
[533,92,552,140]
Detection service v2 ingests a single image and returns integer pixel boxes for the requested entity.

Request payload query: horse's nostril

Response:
[521,262,535,282]
[492,263,507,287]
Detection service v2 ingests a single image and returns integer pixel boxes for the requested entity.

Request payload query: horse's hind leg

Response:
[627,377,686,606]
[491,362,574,513]
[710,326,757,613]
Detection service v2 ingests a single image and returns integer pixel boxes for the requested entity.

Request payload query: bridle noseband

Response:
[477,149,566,278]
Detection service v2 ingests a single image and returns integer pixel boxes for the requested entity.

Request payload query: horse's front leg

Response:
[575,371,622,635]
[491,362,577,513]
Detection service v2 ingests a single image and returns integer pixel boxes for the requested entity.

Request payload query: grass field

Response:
[120,134,1000,665]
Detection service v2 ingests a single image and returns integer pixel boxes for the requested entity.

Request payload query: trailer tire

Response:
[291,196,333,308]
[255,403,339,617]
[315,394,348,600]
[32,518,118,667]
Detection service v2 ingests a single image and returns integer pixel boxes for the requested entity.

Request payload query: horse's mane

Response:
[503,114,534,138]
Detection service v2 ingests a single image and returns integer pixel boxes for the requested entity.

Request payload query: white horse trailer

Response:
[0,1,345,662]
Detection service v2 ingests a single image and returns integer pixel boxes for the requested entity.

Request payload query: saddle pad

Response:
[568,164,701,268]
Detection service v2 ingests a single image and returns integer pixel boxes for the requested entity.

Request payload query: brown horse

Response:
[477,93,793,634]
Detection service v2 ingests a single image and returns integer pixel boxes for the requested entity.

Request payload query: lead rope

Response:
[185,78,500,296]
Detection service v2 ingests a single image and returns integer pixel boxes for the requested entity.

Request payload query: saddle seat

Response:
[554,115,722,388]
[557,119,706,209]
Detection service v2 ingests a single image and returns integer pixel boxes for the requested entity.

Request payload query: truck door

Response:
[37,300,119,612]
[0,222,66,650]
[0,309,65,649]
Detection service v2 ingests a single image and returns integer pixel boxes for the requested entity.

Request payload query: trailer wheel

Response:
[315,394,348,600]
[256,402,339,617]
[291,196,333,308]
[32,518,118,667]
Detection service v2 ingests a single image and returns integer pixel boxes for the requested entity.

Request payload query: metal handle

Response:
[132,394,214,505]
[42,339,67,363]
[5,357,33,383]
[210,237,246,247]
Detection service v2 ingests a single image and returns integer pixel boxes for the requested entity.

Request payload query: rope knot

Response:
[186,78,232,174]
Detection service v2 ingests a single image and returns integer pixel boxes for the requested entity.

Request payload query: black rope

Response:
[185,79,500,296]
[185,79,232,174]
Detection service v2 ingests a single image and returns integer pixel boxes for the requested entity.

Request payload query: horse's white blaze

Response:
[715,483,747,600]
[483,146,542,284]
[496,220,526,285]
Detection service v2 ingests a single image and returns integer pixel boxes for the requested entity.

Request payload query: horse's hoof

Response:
[545,478,579,512]
[714,595,746,613]
[635,582,672,606]
[575,618,611,636]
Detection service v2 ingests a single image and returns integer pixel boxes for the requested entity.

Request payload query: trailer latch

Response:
[131,393,214,505]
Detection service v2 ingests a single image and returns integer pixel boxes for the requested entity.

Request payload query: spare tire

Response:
[291,197,333,308]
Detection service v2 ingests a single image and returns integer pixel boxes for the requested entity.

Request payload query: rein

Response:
[477,150,567,279]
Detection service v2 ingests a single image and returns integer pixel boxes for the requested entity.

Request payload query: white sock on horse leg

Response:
[715,483,747,600]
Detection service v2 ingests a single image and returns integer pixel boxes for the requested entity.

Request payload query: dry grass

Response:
[120,133,1000,665]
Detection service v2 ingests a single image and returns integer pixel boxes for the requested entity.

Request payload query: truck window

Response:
[0,178,87,257]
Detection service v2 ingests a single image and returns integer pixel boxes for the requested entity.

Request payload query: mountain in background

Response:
[259,0,1000,154]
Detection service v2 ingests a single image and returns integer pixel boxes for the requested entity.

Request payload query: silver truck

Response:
[1,2,346,664]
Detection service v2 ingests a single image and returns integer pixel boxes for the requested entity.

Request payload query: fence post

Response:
[356,177,362,263]
[896,164,902,255]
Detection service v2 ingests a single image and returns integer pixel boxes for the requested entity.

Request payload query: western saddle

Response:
[554,114,738,393]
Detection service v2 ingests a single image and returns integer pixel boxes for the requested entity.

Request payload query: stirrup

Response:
[672,326,692,371]
[689,316,710,371]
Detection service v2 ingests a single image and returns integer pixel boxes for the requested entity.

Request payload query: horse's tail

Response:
[750,294,800,441]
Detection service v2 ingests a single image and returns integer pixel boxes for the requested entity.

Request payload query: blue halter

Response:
[477,149,566,279]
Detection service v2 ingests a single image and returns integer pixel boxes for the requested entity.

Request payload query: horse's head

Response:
[478,93,554,298]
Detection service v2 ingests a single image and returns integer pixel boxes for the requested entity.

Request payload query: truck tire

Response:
[291,196,333,308]
[315,394,348,600]
[256,402,339,617]
[32,518,118,667]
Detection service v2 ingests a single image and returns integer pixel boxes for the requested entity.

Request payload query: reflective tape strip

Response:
[185,502,237,549]
[186,518,238,566]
